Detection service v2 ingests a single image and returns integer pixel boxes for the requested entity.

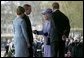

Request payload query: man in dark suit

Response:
[22,4,33,57]
[50,2,70,57]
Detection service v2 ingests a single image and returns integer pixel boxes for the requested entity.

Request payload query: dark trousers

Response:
[51,36,65,57]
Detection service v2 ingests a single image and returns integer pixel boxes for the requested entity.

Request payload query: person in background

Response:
[4,40,10,57]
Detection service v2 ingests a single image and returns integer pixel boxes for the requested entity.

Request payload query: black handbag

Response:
[46,37,50,45]
[44,32,50,45]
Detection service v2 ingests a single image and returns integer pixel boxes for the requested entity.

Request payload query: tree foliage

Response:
[1,1,83,34]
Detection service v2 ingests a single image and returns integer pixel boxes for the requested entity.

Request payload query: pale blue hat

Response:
[42,8,53,15]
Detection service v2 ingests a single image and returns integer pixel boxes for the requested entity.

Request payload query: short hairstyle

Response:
[23,4,31,7]
[52,2,59,9]
[23,4,31,10]
[16,6,25,15]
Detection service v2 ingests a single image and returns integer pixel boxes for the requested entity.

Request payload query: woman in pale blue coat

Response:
[13,6,30,57]
[33,8,53,57]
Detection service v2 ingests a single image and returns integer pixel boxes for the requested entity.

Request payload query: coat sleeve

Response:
[21,20,30,45]
[37,31,44,35]
[64,17,71,38]
[49,19,56,38]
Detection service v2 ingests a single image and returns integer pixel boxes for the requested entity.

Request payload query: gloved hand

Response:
[44,32,48,36]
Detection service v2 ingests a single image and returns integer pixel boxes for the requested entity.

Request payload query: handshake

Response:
[33,30,48,36]
[33,30,38,34]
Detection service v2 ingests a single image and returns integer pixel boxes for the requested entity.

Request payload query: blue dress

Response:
[37,20,51,57]
[13,16,30,57]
